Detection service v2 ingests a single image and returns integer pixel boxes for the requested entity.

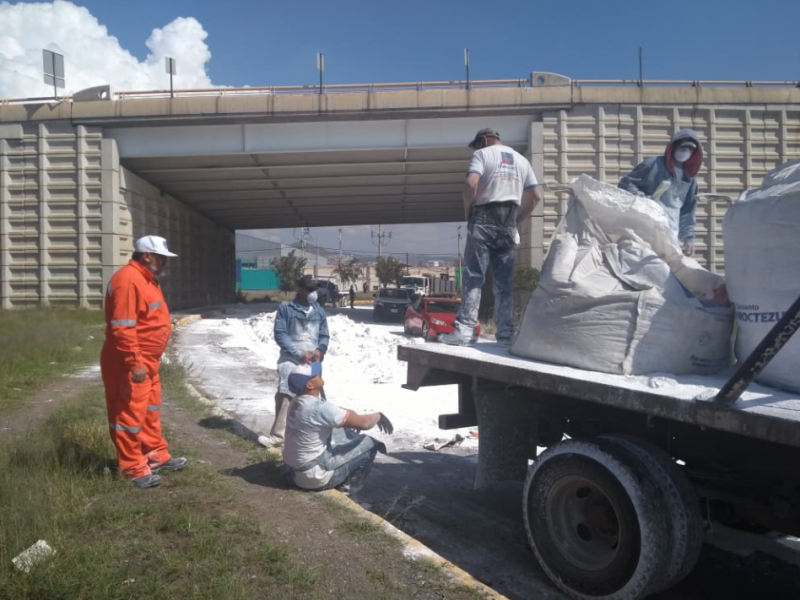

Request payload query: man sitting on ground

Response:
[282,362,393,491]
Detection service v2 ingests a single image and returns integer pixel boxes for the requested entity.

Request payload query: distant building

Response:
[236,233,329,268]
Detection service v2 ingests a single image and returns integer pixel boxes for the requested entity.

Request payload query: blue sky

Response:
[40,0,800,86]
[3,0,798,256]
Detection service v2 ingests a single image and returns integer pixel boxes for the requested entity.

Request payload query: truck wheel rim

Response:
[546,475,621,571]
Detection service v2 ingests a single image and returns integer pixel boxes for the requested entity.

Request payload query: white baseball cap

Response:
[134,235,178,257]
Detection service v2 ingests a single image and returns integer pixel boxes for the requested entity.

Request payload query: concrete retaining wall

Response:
[0,122,235,309]
[520,104,800,274]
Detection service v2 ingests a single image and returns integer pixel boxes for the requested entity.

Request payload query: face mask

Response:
[307,291,318,303]
[146,258,167,278]
[674,147,693,163]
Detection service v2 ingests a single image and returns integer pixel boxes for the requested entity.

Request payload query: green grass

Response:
[314,494,402,555]
[0,384,317,600]
[0,309,105,412]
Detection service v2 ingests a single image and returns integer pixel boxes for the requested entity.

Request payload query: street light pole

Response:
[464,48,470,90]
[317,53,324,95]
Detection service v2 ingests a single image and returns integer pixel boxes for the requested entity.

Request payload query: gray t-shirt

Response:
[467,144,538,206]
[283,394,347,488]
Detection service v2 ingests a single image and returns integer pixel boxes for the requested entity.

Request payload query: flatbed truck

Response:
[398,301,800,600]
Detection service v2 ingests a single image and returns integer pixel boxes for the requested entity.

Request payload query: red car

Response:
[404,297,480,341]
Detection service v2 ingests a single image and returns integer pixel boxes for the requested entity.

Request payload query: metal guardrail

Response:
[2,77,799,105]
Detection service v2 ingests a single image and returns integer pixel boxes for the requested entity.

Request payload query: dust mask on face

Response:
[674,147,693,163]
[307,291,318,303]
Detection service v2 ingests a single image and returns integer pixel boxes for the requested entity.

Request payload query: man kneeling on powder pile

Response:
[282,362,393,491]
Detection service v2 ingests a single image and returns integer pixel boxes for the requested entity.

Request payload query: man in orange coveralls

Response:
[101,235,188,489]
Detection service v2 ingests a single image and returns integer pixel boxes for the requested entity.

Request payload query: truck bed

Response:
[398,341,800,449]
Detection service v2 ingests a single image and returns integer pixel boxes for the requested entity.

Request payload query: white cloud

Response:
[0,0,213,99]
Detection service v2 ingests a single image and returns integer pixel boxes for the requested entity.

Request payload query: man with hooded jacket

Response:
[258,274,330,449]
[619,129,703,256]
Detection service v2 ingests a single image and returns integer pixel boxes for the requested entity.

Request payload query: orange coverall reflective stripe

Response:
[101,260,172,479]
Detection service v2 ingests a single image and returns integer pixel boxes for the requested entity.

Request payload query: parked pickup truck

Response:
[315,279,343,307]
[398,298,800,600]
[400,276,430,296]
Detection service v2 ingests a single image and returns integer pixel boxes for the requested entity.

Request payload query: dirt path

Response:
[0,364,101,443]
[159,390,488,600]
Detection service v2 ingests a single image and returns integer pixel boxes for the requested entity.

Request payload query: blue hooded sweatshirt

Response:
[618,128,703,243]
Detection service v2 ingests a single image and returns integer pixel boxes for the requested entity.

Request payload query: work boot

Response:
[151,457,188,473]
[257,434,284,449]
[438,327,478,347]
[495,337,513,348]
[132,473,162,489]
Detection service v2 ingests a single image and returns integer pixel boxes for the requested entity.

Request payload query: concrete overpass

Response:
[1,75,799,309]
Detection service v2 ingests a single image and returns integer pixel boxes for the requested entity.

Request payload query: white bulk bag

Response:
[723,159,800,393]
[511,175,733,376]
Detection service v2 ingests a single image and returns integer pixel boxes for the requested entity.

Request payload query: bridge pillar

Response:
[0,126,25,308]
[518,119,545,270]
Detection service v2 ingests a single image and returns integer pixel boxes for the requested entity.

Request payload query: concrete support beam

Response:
[105,115,536,158]
[519,119,545,269]
[101,138,127,291]
[0,137,10,308]
[37,124,49,306]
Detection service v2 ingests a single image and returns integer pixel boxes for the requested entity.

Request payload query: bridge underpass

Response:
[109,115,534,230]
[1,81,799,309]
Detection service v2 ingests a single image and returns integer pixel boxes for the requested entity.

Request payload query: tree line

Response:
[268,251,409,292]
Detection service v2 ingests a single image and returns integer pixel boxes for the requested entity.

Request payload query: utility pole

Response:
[371,224,391,259]
[406,252,410,275]
[337,228,343,257]
[297,227,310,260]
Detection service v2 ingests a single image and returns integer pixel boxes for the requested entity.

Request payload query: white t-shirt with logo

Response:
[467,144,538,206]
[283,393,347,489]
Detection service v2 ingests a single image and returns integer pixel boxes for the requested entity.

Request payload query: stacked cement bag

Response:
[723,159,800,393]
[511,175,733,375]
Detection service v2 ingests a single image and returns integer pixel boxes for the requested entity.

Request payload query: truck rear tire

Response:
[523,439,670,600]
[600,434,703,592]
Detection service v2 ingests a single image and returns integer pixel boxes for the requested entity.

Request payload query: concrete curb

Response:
[324,488,507,599]
[172,314,203,329]
[176,338,506,600]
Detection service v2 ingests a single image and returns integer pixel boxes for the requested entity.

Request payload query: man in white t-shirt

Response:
[439,128,543,347]
[282,362,394,491]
